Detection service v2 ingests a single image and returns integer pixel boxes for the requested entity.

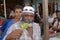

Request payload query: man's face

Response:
[57,12,60,19]
[14,9,22,19]
[23,12,34,23]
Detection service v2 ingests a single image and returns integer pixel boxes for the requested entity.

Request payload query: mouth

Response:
[24,20,33,23]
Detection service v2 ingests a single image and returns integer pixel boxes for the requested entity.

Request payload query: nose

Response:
[28,16,31,20]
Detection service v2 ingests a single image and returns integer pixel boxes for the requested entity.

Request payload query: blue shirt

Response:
[0,19,14,40]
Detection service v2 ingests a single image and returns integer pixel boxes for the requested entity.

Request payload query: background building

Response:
[0,0,60,18]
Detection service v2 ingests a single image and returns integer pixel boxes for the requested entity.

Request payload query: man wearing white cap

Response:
[21,6,41,40]
[3,6,41,40]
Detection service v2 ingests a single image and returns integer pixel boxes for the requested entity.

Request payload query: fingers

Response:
[26,27,33,39]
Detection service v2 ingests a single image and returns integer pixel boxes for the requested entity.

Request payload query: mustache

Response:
[25,19,33,23]
[22,17,34,23]
[22,19,33,23]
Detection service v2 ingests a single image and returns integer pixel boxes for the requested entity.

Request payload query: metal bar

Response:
[3,0,7,18]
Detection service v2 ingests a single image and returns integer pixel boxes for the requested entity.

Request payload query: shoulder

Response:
[4,19,12,24]
[33,22,41,33]
[33,22,39,25]
[1,19,13,30]
[33,22,40,28]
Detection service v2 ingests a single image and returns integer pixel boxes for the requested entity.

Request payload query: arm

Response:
[5,30,23,40]
[52,26,58,31]
[3,24,23,40]
[49,23,53,27]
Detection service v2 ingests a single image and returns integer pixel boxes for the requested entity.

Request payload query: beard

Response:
[24,19,33,23]
[22,17,33,23]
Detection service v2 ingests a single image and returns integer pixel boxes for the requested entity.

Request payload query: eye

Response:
[29,9,33,11]
[25,9,28,11]
[15,11,18,13]
[19,11,22,13]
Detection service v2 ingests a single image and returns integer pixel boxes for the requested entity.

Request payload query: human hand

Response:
[27,27,33,39]
[7,29,23,39]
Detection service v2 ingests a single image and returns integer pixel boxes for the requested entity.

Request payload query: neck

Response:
[13,18,20,23]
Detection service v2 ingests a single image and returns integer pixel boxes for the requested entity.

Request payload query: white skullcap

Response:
[23,6,35,14]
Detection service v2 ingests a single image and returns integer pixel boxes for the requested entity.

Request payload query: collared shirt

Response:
[3,21,41,40]
[48,18,60,28]
[53,20,60,28]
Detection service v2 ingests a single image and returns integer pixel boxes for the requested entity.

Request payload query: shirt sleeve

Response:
[53,21,58,27]
[3,22,20,40]
[3,26,14,40]
[2,23,18,40]
[33,23,42,40]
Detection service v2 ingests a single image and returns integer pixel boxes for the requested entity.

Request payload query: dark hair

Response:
[13,5,23,12]
[56,10,60,13]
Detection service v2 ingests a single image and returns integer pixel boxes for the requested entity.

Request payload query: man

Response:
[21,6,41,40]
[49,10,60,33]
[4,6,41,40]
[2,5,23,40]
